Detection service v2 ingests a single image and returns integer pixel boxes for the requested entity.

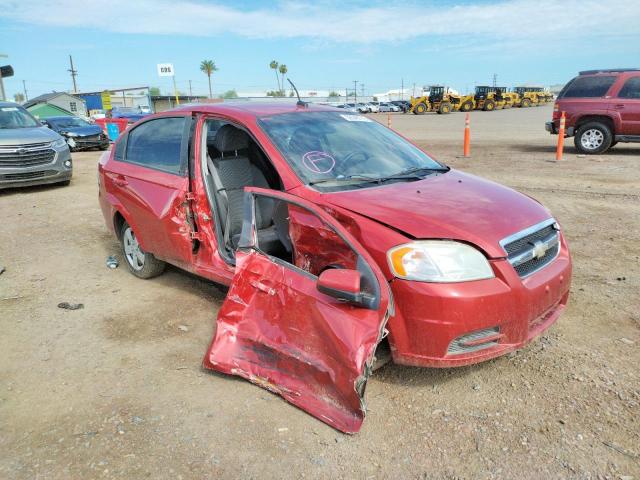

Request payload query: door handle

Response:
[112,175,128,187]
[614,104,625,109]
[250,279,277,296]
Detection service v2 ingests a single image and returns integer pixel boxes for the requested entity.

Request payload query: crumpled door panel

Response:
[203,188,390,433]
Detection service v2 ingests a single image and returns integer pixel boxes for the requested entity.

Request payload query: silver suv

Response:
[0,101,72,189]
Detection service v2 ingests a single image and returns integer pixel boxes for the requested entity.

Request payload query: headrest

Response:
[214,124,248,152]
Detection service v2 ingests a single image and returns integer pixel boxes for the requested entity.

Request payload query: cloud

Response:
[1,0,639,44]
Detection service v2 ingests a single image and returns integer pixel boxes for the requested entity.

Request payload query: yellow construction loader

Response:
[513,86,542,107]
[410,86,464,114]
[470,86,507,111]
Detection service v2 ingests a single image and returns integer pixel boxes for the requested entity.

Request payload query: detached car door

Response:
[203,188,391,434]
[103,116,195,267]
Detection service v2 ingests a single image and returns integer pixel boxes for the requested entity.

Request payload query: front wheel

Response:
[521,98,532,108]
[438,102,452,114]
[120,222,166,279]
[460,101,473,112]
[413,102,428,115]
[483,100,496,111]
[574,122,613,154]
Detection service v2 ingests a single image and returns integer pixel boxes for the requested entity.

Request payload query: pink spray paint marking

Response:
[302,151,336,174]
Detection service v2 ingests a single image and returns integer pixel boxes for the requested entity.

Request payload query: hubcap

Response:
[123,227,145,271]
[581,129,604,150]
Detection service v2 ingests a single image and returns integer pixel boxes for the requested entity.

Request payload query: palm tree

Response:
[200,60,218,99]
[278,64,288,96]
[270,60,280,93]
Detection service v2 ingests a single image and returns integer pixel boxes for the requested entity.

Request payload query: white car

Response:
[366,103,379,113]
[379,102,400,112]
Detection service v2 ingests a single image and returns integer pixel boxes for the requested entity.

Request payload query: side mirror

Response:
[317,269,363,305]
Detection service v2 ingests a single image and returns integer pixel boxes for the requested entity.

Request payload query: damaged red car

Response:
[98,103,572,433]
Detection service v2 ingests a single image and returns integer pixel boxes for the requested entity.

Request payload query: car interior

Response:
[201,120,292,263]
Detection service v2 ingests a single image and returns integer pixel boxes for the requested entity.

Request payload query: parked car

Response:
[111,107,149,124]
[42,115,110,151]
[335,104,358,112]
[99,103,572,433]
[391,100,411,113]
[546,68,640,154]
[356,103,371,113]
[365,103,379,113]
[379,102,400,112]
[0,101,72,189]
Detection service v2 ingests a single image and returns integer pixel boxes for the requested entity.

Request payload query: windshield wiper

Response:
[308,174,382,187]
[380,166,450,180]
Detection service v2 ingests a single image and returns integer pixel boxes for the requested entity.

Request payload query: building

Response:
[151,95,210,112]
[23,92,87,119]
[76,87,152,114]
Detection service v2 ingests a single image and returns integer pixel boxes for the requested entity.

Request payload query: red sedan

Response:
[98,102,572,433]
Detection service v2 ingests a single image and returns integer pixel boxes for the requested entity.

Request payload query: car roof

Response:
[46,115,81,120]
[579,68,639,75]
[168,101,338,117]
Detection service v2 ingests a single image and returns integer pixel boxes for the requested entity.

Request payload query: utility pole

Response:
[22,79,28,101]
[188,80,193,97]
[360,83,365,98]
[401,78,404,100]
[68,55,78,93]
[0,53,8,101]
[353,80,358,105]
[492,73,497,88]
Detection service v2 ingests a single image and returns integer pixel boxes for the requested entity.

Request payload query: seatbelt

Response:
[207,155,232,250]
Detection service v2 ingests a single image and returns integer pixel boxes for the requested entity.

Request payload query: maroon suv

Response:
[546,68,640,154]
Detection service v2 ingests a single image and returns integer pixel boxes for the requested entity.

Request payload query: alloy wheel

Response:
[123,227,145,271]
[580,129,604,150]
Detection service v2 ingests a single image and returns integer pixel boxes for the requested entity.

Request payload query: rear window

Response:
[618,77,640,99]
[559,76,616,98]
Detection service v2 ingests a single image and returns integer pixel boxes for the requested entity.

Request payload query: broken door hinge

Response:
[190,231,205,242]
[184,192,197,202]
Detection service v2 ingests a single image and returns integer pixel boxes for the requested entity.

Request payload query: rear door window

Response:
[560,76,616,98]
[617,77,640,99]
[125,117,186,174]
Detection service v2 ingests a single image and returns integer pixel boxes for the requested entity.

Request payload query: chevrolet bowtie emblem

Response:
[532,240,548,259]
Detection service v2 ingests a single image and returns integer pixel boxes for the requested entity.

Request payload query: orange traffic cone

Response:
[387,113,391,129]
[556,112,566,161]
[463,113,471,157]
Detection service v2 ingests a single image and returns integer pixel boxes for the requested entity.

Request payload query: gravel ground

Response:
[1,104,638,479]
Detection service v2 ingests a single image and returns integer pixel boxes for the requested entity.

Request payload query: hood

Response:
[57,125,103,137]
[0,126,61,146]
[323,169,552,258]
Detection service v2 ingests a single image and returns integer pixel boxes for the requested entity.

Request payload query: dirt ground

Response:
[1,104,639,479]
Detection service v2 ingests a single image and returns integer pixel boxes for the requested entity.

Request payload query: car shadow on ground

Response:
[0,181,71,196]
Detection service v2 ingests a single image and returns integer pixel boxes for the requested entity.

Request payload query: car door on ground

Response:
[203,188,391,433]
[611,76,640,135]
[103,116,195,267]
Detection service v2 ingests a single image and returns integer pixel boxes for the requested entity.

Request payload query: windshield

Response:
[258,111,447,190]
[48,117,89,129]
[0,106,40,129]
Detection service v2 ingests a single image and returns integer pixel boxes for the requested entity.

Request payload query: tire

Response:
[522,98,532,108]
[574,121,613,155]
[460,101,473,112]
[483,100,496,111]
[438,102,452,114]
[120,221,166,279]
[413,102,428,115]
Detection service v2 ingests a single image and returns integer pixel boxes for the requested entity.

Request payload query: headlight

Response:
[51,138,67,149]
[66,132,79,137]
[387,241,494,282]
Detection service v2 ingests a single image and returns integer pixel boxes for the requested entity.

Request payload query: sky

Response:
[1,0,639,100]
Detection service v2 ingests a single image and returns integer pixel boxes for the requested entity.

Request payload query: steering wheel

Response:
[342,150,371,170]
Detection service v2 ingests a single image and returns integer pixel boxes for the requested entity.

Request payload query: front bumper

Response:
[67,135,110,151]
[545,121,574,136]
[0,147,73,190]
[386,234,572,367]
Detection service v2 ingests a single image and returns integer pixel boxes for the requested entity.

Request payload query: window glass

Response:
[125,117,185,174]
[114,136,126,160]
[258,111,446,190]
[0,106,40,129]
[560,76,616,98]
[618,77,640,99]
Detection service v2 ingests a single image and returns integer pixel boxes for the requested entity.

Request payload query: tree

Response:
[278,64,288,94]
[328,91,340,98]
[269,60,280,93]
[200,60,218,99]
[13,93,25,103]
[220,89,238,99]
[149,87,161,96]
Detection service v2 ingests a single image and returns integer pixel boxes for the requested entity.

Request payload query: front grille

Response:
[0,144,56,168]
[76,134,100,142]
[501,219,560,278]
[0,170,55,181]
